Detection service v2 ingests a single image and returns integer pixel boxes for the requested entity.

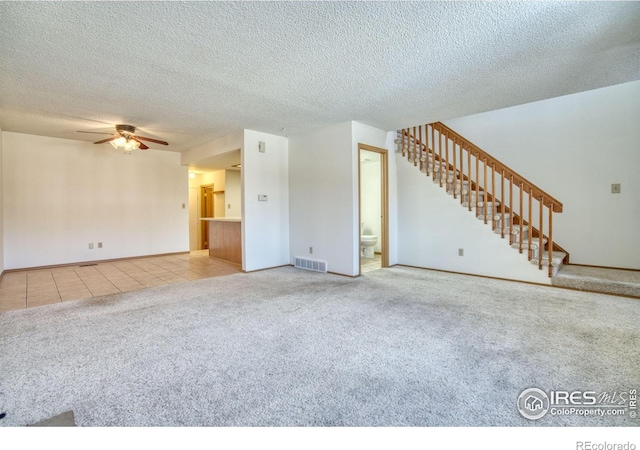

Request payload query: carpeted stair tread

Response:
[512,238,548,249]
[552,265,640,298]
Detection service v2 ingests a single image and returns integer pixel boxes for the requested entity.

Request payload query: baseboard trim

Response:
[328,271,358,278]
[396,264,640,300]
[2,251,191,273]
[396,264,551,288]
[243,264,289,274]
[565,263,640,273]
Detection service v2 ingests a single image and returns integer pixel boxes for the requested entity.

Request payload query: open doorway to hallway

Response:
[358,144,389,275]
[187,149,242,252]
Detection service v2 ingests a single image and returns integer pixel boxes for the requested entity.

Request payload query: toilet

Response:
[360,223,378,258]
[361,235,378,258]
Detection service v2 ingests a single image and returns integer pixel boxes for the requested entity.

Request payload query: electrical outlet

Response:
[611,183,621,194]
[259,141,266,153]
[89,243,94,249]
[182,203,186,209]
[98,242,103,249]
[309,247,313,254]
[258,195,268,201]
[458,248,464,256]
[228,204,231,209]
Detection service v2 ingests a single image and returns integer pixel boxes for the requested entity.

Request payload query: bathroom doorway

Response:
[358,144,389,275]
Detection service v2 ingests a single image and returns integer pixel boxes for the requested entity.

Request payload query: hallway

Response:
[0,251,241,313]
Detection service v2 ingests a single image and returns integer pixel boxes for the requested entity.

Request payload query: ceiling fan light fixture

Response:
[111,136,140,153]
[90,124,168,151]
[125,139,140,152]
[110,136,127,149]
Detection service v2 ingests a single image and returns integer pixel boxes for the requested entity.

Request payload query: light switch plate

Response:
[611,183,621,194]
[258,194,268,201]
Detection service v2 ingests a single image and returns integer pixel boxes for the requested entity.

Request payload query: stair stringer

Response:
[396,152,552,285]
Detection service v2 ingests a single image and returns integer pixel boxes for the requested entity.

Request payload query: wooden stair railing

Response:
[397,122,567,277]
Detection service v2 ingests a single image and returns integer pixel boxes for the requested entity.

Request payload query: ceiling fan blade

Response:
[93,136,119,144]
[135,135,169,145]
[77,131,114,135]
[132,138,149,150]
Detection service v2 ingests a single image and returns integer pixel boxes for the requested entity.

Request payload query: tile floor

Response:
[361,254,383,273]
[0,250,241,313]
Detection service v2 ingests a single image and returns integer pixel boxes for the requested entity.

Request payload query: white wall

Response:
[2,132,189,269]
[444,81,640,269]
[385,131,399,266]
[0,126,3,274]
[289,122,355,275]
[225,170,242,218]
[198,169,225,192]
[289,121,391,276]
[242,130,289,272]
[397,153,551,284]
[181,132,243,167]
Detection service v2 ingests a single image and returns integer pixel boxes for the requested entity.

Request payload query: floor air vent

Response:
[294,257,328,273]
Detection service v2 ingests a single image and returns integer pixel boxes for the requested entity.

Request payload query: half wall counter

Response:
[201,218,242,265]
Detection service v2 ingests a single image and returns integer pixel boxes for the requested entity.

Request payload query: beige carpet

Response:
[1,266,638,427]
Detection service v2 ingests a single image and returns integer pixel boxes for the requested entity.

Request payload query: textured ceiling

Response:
[1,1,639,153]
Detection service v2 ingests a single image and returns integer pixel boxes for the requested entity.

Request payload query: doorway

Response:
[200,184,214,249]
[358,144,389,275]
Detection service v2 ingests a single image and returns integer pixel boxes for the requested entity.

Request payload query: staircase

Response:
[396,122,568,277]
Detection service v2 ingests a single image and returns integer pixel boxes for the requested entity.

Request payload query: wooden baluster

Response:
[548,208,554,277]
[427,124,433,177]
[445,136,450,191]
[406,128,410,158]
[452,138,457,199]
[424,125,428,175]
[509,175,514,244]
[491,163,496,230]
[468,149,472,212]
[459,142,464,205]
[432,125,436,182]
[528,189,533,260]
[539,197,544,270]
[519,183,524,253]
[500,170,505,237]
[483,158,488,224]
[418,125,423,170]
[405,127,409,161]
[412,126,417,165]
[423,125,427,173]
[401,129,406,157]
[438,130,443,187]
[475,154,479,217]
[425,124,430,175]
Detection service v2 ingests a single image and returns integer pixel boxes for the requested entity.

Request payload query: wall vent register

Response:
[294,257,328,273]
